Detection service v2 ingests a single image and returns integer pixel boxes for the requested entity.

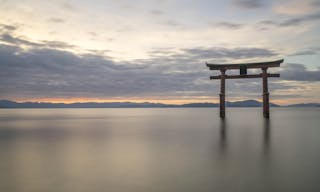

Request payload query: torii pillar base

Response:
[263,92,270,118]
[220,94,225,118]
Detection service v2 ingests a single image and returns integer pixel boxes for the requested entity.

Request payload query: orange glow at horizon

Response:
[14,97,219,105]
[10,97,315,105]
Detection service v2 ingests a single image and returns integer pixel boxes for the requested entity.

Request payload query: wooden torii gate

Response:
[206,59,283,119]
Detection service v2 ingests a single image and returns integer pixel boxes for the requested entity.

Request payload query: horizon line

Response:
[1,99,319,106]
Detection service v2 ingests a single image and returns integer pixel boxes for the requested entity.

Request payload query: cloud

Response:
[41,40,75,49]
[0,30,318,102]
[232,0,267,9]
[289,47,320,56]
[164,19,183,27]
[60,2,77,12]
[279,13,320,26]
[0,40,281,100]
[150,9,163,15]
[291,50,318,56]
[257,13,320,28]
[0,44,138,98]
[213,22,244,29]
[280,63,320,81]
[0,24,18,32]
[48,18,65,23]
[181,47,278,61]
[0,32,75,50]
[312,0,320,7]
[88,32,97,37]
[273,0,320,15]
[0,33,42,47]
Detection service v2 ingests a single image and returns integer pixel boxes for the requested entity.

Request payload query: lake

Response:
[0,108,319,192]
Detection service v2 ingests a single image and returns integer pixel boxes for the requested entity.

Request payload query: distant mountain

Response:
[0,99,318,108]
[0,100,172,108]
[179,100,279,107]
[226,100,280,107]
[284,103,320,107]
[180,103,218,107]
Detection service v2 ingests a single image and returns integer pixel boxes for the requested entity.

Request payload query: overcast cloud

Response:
[0,31,319,102]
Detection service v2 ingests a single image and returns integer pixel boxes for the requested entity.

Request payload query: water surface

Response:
[0,108,319,192]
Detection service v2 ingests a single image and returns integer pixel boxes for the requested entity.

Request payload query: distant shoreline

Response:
[1,100,319,108]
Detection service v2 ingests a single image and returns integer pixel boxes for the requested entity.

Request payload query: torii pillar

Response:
[206,59,283,119]
[219,69,226,118]
[262,67,269,118]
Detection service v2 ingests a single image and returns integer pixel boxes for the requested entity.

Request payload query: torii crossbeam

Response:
[206,59,283,118]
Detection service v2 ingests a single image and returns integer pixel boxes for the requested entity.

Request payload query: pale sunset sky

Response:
[0,0,319,104]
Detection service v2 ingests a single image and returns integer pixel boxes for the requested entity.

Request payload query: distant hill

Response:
[0,99,318,108]
[179,100,279,107]
[284,103,320,107]
[0,100,172,108]
[226,100,279,107]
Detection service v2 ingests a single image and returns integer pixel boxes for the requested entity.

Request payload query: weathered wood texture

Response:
[220,69,226,118]
[210,74,280,79]
[206,59,283,70]
[262,68,270,118]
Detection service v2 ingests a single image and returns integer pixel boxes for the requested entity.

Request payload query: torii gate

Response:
[206,59,283,119]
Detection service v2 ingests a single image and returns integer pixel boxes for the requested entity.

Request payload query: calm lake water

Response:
[0,108,319,192]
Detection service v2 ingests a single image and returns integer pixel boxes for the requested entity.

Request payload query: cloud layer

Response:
[0,29,319,103]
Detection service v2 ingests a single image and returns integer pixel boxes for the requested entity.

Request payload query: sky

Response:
[0,0,319,104]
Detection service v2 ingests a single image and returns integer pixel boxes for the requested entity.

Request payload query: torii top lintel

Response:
[206,59,283,70]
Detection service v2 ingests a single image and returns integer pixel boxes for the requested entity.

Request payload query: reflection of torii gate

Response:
[206,59,283,119]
